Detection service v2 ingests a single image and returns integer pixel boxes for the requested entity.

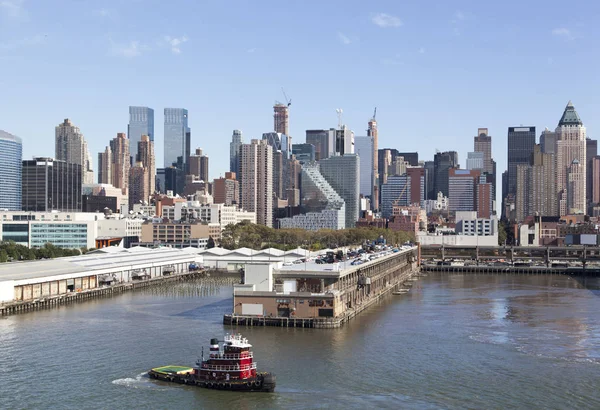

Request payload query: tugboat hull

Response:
[148,369,276,392]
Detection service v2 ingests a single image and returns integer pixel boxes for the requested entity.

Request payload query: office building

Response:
[433,151,459,198]
[230,130,243,175]
[82,195,118,213]
[213,172,239,206]
[55,118,94,184]
[586,138,597,212]
[540,128,556,154]
[507,126,535,196]
[396,152,419,167]
[319,154,360,228]
[128,106,154,162]
[0,130,22,210]
[22,158,82,212]
[240,139,273,227]
[164,108,190,169]
[592,156,600,206]
[448,169,480,213]
[515,144,557,222]
[555,101,586,215]
[381,175,411,219]
[137,135,156,196]
[306,129,335,161]
[466,152,484,171]
[354,136,374,199]
[189,148,209,182]
[334,125,354,156]
[424,161,435,200]
[291,143,315,163]
[473,128,494,174]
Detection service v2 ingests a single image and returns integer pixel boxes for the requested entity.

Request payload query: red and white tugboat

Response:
[148,334,276,392]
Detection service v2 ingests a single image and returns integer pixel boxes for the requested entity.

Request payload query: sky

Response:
[2,0,600,202]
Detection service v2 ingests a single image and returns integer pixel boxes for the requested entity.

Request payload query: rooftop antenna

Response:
[336,108,343,129]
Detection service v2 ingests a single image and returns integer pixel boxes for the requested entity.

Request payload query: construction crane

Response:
[372,107,377,121]
[281,87,291,107]
[391,181,409,207]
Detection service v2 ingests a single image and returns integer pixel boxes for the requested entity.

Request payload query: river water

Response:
[1,273,600,409]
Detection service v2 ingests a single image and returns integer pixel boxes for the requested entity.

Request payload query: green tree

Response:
[498,222,507,246]
[207,236,216,249]
[0,249,8,263]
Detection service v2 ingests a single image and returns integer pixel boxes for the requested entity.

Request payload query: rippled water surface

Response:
[1,274,600,409]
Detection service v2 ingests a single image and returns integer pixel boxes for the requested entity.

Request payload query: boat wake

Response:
[112,372,166,389]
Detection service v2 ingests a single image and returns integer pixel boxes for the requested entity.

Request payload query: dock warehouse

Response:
[0,247,201,303]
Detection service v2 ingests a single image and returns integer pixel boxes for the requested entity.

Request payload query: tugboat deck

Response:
[151,365,194,375]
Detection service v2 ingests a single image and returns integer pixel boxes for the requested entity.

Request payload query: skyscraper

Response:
[555,101,586,215]
[0,130,22,210]
[55,118,94,184]
[448,169,480,213]
[586,138,597,212]
[424,161,435,200]
[22,158,82,212]
[473,128,493,174]
[319,154,360,228]
[368,114,379,209]
[354,136,374,199]
[507,126,535,197]
[334,125,354,155]
[189,148,209,182]
[433,151,459,197]
[291,143,316,163]
[306,129,335,161]
[128,106,154,162]
[466,152,484,171]
[540,128,556,154]
[273,103,289,136]
[137,135,156,196]
[109,133,130,196]
[98,146,112,185]
[164,108,191,169]
[230,130,243,175]
[240,139,273,227]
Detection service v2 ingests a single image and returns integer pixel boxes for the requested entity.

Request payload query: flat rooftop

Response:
[0,247,197,282]
[276,247,416,279]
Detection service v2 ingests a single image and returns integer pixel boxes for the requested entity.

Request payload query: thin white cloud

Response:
[371,12,402,28]
[418,47,425,54]
[337,32,351,45]
[111,40,147,58]
[0,0,27,20]
[0,34,45,51]
[95,8,111,18]
[454,11,466,21]
[552,27,575,40]
[247,48,256,53]
[164,35,188,54]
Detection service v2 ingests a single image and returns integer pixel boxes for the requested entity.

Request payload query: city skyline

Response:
[2,1,599,187]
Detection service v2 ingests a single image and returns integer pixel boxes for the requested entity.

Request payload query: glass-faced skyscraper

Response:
[0,130,23,210]
[164,108,190,169]
[128,106,154,163]
[507,126,535,197]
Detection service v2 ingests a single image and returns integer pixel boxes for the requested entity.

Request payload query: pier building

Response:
[0,247,201,304]
[225,246,419,328]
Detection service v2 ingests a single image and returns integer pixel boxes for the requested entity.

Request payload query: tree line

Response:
[0,242,92,263]
[219,221,415,251]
